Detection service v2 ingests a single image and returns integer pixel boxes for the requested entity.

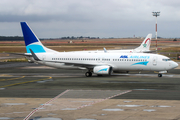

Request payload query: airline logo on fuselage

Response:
[120,55,150,59]
[120,55,128,58]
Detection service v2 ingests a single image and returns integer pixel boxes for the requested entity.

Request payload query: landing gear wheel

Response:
[89,72,92,77]
[158,74,162,77]
[85,72,92,77]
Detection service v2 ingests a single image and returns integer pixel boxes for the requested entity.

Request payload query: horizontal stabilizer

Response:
[29,49,41,61]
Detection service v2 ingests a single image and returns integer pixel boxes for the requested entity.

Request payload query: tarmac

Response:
[0,62,180,120]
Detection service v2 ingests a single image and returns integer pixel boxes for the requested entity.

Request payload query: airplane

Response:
[71,34,152,53]
[20,22,178,77]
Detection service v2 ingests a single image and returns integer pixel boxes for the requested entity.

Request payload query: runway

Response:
[0,62,180,120]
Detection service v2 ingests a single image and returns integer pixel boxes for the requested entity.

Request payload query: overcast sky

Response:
[0,0,180,38]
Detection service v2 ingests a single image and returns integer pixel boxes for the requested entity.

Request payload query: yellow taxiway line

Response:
[0,76,25,82]
[0,76,52,88]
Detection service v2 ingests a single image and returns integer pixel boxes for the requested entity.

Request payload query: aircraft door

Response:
[153,56,157,66]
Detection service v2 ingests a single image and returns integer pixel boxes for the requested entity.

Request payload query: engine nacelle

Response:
[93,66,113,75]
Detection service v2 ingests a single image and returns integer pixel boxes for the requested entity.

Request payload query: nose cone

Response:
[172,62,178,69]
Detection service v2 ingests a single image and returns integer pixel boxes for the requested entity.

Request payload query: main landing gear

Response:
[85,72,92,77]
[158,74,162,77]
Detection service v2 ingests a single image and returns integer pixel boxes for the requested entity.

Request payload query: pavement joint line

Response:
[0,76,52,88]
[77,90,132,109]
[24,89,69,120]
[0,76,25,82]
[122,99,162,120]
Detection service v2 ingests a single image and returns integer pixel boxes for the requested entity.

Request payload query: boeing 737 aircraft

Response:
[21,22,178,77]
[72,34,152,53]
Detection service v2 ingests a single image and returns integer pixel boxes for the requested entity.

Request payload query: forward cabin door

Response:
[153,56,157,66]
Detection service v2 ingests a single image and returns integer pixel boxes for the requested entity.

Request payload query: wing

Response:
[143,50,157,53]
[6,52,32,56]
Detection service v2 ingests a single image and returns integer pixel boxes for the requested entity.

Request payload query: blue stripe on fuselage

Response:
[131,61,149,66]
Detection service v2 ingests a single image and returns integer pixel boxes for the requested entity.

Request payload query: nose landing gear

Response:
[158,74,162,77]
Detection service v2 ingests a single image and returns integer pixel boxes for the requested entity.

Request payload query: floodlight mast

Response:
[152,12,160,50]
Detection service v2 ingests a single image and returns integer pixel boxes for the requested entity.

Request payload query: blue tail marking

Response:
[21,22,46,53]
[21,22,39,46]
[26,44,46,53]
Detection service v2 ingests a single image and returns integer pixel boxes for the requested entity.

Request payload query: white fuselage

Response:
[31,52,178,72]
[21,22,177,77]
[69,49,147,53]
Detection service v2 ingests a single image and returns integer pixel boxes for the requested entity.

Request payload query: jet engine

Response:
[93,66,113,75]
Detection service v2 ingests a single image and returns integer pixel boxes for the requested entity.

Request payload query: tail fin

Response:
[21,22,56,53]
[135,34,152,51]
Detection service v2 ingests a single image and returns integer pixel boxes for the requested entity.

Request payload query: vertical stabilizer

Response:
[135,34,152,51]
[21,22,57,53]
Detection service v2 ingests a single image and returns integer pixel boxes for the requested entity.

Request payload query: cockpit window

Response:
[162,59,171,61]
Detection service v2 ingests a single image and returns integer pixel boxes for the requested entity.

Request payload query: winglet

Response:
[103,48,107,53]
[29,49,41,61]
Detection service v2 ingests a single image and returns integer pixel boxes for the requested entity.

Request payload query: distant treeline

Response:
[47,36,100,40]
[0,36,24,41]
[0,36,100,41]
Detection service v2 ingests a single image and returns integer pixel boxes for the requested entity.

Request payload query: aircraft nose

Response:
[172,62,178,69]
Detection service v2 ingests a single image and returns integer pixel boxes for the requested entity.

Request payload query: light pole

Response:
[152,12,160,49]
